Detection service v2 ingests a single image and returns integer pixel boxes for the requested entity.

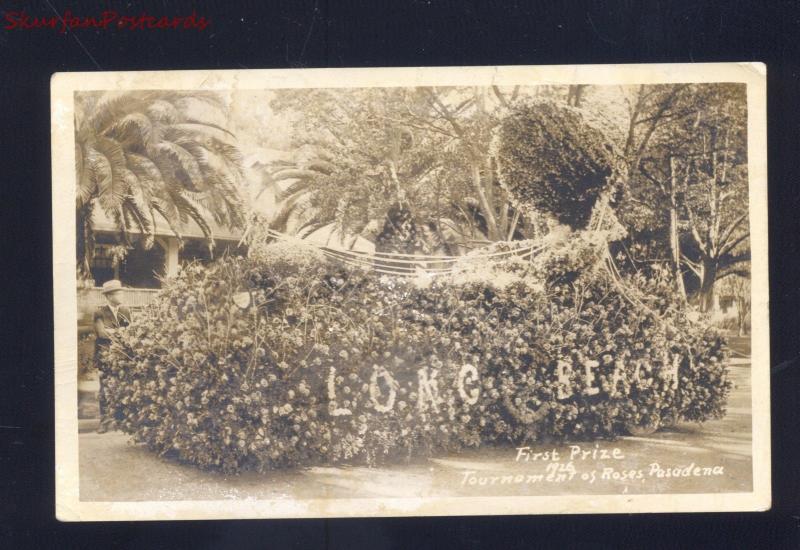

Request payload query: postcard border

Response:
[52,62,770,521]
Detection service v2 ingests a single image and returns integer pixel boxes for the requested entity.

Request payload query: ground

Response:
[78,361,752,501]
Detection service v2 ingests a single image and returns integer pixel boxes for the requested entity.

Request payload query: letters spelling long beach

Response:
[327,357,681,417]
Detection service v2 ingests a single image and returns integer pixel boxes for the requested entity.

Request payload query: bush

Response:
[104,234,731,473]
[78,332,96,379]
[711,315,750,335]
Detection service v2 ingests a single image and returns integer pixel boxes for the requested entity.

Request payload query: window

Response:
[120,241,165,289]
[90,235,166,289]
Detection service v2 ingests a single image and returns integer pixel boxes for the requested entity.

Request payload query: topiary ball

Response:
[495,101,618,229]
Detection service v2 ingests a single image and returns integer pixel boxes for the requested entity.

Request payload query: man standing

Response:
[93,279,131,433]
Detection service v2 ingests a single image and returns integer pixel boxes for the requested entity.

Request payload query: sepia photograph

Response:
[51,64,769,520]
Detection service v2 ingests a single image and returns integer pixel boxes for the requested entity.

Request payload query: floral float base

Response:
[104,235,731,473]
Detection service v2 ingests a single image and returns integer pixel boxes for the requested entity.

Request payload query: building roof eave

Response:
[90,201,244,242]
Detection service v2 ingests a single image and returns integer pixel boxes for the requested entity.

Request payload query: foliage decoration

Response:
[103,234,731,473]
[494,101,619,229]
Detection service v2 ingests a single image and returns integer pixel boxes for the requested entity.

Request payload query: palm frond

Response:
[122,197,153,247]
[150,141,204,191]
[302,159,336,175]
[271,168,323,182]
[169,121,238,143]
[111,209,130,245]
[298,219,331,239]
[106,112,154,149]
[151,199,184,243]
[269,200,305,233]
[89,91,143,134]
[173,191,213,239]
[93,136,127,168]
[147,99,181,125]
[276,178,316,202]
[172,137,242,190]
[75,90,248,258]
[205,139,244,178]
[75,142,95,207]
[87,145,128,213]
[126,153,165,191]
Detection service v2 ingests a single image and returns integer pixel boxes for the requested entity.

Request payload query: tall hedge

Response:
[103,237,730,472]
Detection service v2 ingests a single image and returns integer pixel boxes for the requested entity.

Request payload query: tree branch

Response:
[719,251,751,270]
[717,266,751,281]
[629,84,691,172]
[423,88,469,142]
[717,212,749,251]
[684,202,709,256]
[681,253,703,277]
[720,231,750,256]
[639,163,668,194]
[491,86,510,109]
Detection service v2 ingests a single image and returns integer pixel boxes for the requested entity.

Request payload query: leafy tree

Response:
[263,89,422,239]
[616,84,703,301]
[410,86,525,243]
[717,274,751,335]
[254,83,749,313]
[677,84,749,311]
[74,90,246,278]
[615,83,749,311]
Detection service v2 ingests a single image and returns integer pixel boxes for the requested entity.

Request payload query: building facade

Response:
[77,205,244,329]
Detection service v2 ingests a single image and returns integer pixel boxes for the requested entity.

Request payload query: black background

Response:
[1,0,799,548]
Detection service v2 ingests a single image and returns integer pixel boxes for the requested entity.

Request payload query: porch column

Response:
[164,237,180,277]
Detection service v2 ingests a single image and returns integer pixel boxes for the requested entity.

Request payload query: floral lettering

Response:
[583,359,600,395]
[417,367,440,413]
[662,353,680,390]
[457,364,480,405]
[556,360,573,399]
[369,365,397,413]
[327,366,352,416]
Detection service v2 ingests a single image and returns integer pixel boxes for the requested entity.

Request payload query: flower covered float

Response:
[102,101,732,472]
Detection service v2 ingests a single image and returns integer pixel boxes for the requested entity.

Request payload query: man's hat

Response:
[101,279,124,294]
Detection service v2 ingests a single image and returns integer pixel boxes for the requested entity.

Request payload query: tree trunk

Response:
[669,205,687,303]
[76,203,95,281]
[668,157,687,303]
[698,259,718,313]
[567,85,586,107]
[737,301,746,336]
[470,163,500,241]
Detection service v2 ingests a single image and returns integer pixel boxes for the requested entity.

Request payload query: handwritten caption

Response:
[459,444,724,487]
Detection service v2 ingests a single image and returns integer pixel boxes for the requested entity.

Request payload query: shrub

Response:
[78,332,96,378]
[104,234,731,473]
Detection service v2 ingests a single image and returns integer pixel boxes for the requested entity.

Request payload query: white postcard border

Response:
[52,62,770,521]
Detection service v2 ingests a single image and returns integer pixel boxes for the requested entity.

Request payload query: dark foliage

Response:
[495,101,618,229]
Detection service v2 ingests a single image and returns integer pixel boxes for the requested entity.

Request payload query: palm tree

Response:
[75,90,246,278]
[263,153,337,236]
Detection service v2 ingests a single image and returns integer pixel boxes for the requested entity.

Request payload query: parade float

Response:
[102,101,731,473]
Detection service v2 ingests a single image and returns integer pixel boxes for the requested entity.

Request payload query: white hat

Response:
[101,279,123,294]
